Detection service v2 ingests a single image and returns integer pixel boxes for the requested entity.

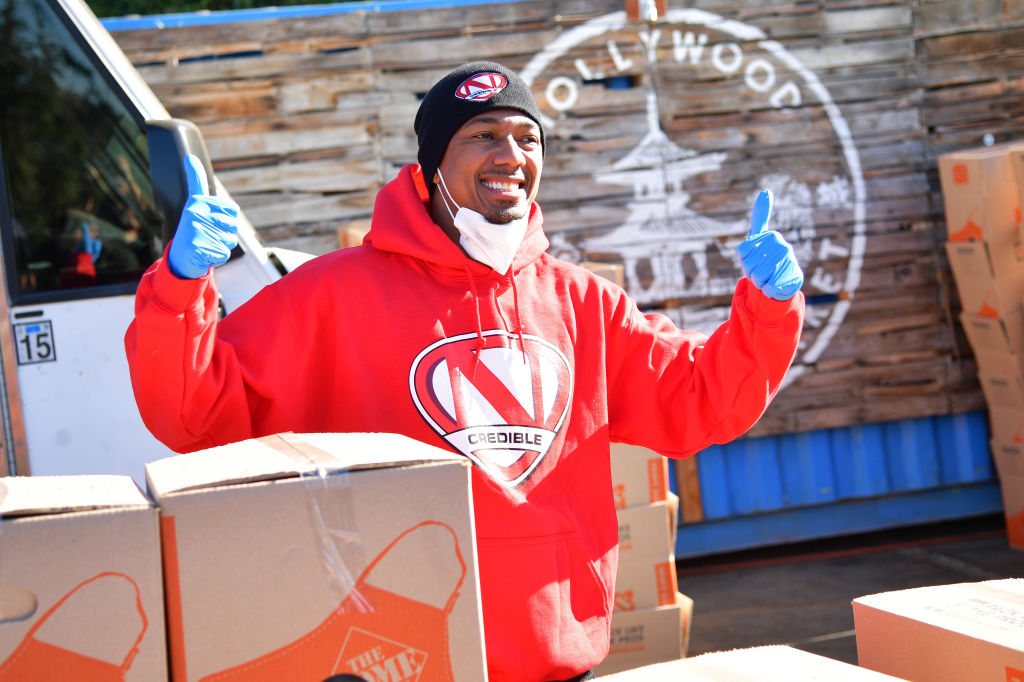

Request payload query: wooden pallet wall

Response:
[110,0,1024,437]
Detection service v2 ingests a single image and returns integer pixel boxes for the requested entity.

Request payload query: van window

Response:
[0,0,163,302]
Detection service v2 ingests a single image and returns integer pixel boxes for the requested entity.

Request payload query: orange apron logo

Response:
[338,628,426,681]
[0,572,147,682]
[201,521,465,682]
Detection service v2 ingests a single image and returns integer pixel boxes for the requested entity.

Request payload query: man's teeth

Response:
[483,180,520,191]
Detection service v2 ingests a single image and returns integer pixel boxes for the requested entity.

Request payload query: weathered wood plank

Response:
[108,0,1024,440]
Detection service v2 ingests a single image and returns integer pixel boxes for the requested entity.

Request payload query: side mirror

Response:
[145,118,217,244]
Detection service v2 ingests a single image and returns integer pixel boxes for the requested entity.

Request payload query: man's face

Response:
[433,109,543,224]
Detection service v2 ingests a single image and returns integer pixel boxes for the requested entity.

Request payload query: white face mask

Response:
[437,169,529,275]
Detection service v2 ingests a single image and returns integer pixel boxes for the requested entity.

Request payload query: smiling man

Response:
[126,61,806,682]
[414,64,545,273]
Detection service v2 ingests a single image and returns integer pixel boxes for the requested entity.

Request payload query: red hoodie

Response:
[126,164,804,681]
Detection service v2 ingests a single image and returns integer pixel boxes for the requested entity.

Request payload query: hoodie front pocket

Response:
[476,531,612,680]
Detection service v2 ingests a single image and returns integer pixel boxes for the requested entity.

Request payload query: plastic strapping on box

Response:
[260,434,370,613]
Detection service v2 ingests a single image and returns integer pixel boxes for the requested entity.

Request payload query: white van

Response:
[0,0,311,483]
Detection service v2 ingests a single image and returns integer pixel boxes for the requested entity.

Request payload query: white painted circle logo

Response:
[521,9,867,389]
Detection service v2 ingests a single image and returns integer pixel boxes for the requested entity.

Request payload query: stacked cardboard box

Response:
[595,443,690,676]
[939,142,1024,549]
[0,475,168,680]
[581,261,625,287]
[853,579,1024,681]
[336,219,370,249]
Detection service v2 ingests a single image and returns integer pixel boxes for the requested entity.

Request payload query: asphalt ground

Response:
[673,513,1023,665]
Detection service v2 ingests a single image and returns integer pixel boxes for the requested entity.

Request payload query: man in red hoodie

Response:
[126,61,805,681]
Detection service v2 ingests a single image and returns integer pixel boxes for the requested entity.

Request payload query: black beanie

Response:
[414,61,545,192]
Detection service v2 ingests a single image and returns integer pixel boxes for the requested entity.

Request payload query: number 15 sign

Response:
[14,320,56,365]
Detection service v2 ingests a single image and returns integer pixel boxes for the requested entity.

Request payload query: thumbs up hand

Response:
[736,190,804,301]
[166,154,239,280]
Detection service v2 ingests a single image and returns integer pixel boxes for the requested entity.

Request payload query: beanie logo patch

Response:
[454,72,508,101]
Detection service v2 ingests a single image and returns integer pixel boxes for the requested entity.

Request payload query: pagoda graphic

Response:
[582,91,744,304]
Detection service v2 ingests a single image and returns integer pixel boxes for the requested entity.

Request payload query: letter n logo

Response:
[409,330,573,487]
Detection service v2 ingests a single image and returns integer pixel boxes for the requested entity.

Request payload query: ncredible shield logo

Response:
[409,330,573,487]
[455,72,508,101]
[521,8,868,390]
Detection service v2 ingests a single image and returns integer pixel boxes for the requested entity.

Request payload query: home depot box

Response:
[944,241,1024,318]
[616,498,677,560]
[582,261,625,287]
[614,558,678,613]
[594,592,693,676]
[337,220,370,249]
[990,440,1024,549]
[977,353,1024,409]
[1010,143,1024,212]
[598,645,907,680]
[615,499,678,611]
[938,146,1021,245]
[610,443,669,510]
[853,579,1024,681]
[0,475,166,681]
[960,311,1024,357]
[145,432,485,682]
[989,405,1024,444]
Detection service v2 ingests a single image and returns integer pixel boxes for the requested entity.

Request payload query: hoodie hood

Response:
[364,164,549,277]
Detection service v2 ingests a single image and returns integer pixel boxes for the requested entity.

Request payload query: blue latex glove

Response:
[77,221,101,261]
[167,154,239,279]
[736,190,804,301]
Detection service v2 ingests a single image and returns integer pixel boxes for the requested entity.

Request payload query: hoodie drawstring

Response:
[510,274,527,363]
[465,265,529,372]
[464,264,485,378]
[493,274,528,365]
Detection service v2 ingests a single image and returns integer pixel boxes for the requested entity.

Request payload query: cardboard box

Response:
[617,499,675,559]
[938,146,1021,245]
[944,241,1024,318]
[594,592,693,676]
[853,579,1024,681]
[337,221,370,249]
[960,311,1024,357]
[610,443,669,510]
[974,339,1024,379]
[0,475,167,681]
[977,358,1024,410]
[990,440,1024,549]
[989,405,1024,444]
[145,432,486,682]
[1009,144,1024,215]
[581,261,625,287]
[615,496,679,612]
[598,645,907,680]
[614,554,678,612]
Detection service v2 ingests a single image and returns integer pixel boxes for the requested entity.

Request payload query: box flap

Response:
[0,475,150,517]
[145,432,463,498]
[601,645,903,680]
[853,579,1024,652]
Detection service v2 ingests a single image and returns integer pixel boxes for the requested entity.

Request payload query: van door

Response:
[0,0,283,483]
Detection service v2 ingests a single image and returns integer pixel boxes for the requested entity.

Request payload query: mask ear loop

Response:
[435,169,459,223]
